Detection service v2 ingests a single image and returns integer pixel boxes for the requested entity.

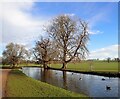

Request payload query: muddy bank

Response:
[2,67,22,69]
[48,67,120,78]
[22,66,120,78]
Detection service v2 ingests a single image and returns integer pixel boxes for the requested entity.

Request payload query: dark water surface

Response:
[22,67,119,98]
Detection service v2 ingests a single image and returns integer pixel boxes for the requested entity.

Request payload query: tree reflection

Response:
[41,69,52,82]
[63,71,67,89]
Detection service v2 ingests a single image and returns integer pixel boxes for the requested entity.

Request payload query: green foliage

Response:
[6,70,88,97]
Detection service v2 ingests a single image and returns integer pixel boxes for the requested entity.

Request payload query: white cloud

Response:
[0,1,49,49]
[89,30,103,35]
[64,13,75,17]
[2,0,118,2]
[1,0,36,3]
[88,3,115,29]
[88,45,119,60]
[88,12,105,28]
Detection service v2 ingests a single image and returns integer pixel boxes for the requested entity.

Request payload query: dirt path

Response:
[0,69,11,98]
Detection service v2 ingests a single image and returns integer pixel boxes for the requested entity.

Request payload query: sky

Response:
[0,1,119,60]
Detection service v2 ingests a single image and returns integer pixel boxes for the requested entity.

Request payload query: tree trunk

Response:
[43,62,48,69]
[63,71,67,89]
[61,62,67,69]
[12,63,15,68]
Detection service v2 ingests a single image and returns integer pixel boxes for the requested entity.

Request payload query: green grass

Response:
[0,64,2,67]
[2,63,40,67]
[6,69,88,97]
[2,61,118,73]
[49,61,118,73]
[18,63,40,66]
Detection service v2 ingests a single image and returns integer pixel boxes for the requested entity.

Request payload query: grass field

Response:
[49,61,118,73]
[6,69,88,97]
[2,61,118,73]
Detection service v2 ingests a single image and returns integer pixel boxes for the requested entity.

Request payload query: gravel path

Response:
[0,69,11,98]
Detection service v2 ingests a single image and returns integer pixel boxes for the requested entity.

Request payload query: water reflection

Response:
[22,67,119,98]
[63,71,67,89]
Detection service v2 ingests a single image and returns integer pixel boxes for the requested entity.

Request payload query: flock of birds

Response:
[72,72,111,90]
[55,72,111,91]
[101,78,111,90]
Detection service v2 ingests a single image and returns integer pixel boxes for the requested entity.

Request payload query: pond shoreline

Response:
[47,67,120,78]
[2,66,120,78]
[22,66,120,78]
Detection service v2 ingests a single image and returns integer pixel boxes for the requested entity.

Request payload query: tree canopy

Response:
[2,43,28,67]
[46,15,89,69]
[33,38,58,68]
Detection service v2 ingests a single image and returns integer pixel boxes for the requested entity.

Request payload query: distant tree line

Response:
[87,58,120,63]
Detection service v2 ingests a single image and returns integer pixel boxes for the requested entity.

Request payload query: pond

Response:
[22,67,119,98]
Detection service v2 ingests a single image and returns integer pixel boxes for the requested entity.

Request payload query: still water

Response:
[22,67,119,98]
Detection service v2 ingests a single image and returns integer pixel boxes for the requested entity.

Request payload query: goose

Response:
[106,85,111,90]
[79,78,82,80]
[102,78,105,81]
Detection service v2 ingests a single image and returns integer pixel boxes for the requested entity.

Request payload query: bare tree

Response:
[33,38,58,69]
[46,15,89,69]
[2,42,28,68]
[107,57,111,63]
[25,49,33,65]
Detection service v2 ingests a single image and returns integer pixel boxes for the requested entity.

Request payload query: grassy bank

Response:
[6,70,88,97]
